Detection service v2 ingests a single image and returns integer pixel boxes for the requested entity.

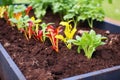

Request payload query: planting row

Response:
[0,0,109,59]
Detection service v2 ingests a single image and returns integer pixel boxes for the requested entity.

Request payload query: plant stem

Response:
[87,19,93,28]
[73,18,77,28]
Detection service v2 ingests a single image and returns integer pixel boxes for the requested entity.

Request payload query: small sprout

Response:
[34,22,47,42]
[56,20,77,49]
[46,25,62,52]
[68,29,107,59]
[26,16,41,40]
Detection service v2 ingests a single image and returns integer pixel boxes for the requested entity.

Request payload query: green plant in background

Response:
[29,0,54,18]
[68,30,106,59]
[64,0,105,28]
[0,0,13,6]
[56,20,77,49]
[29,0,115,28]
[13,0,30,3]
[7,5,27,19]
[108,0,112,3]
[52,0,75,19]
[103,0,120,21]
[83,0,105,28]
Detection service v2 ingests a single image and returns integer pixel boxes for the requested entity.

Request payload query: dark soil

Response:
[0,10,120,80]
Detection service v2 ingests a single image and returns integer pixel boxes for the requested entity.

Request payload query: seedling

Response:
[36,23,48,42]
[46,25,61,52]
[22,16,41,40]
[68,30,106,59]
[56,20,77,49]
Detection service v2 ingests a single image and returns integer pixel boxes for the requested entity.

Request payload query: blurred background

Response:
[13,0,120,21]
[103,0,120,21]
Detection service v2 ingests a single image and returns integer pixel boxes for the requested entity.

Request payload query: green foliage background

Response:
[13,0,120,21]
[0,0,13,5]
[102,0,120,21]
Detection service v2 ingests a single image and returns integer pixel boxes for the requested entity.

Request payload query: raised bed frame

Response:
[0,44,26,80]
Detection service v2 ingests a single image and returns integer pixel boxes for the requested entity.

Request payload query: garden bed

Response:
[0,10,120,80]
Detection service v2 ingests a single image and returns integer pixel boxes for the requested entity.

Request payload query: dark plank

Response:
[0,43,26,80]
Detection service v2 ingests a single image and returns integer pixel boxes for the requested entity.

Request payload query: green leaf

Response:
[70,29,106,59]
[108,0,112,4]
[13,5,26,13]
[77,16,86,21]
[64,13,74,20]
[9,18,18,23]
[76,35,81,40]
